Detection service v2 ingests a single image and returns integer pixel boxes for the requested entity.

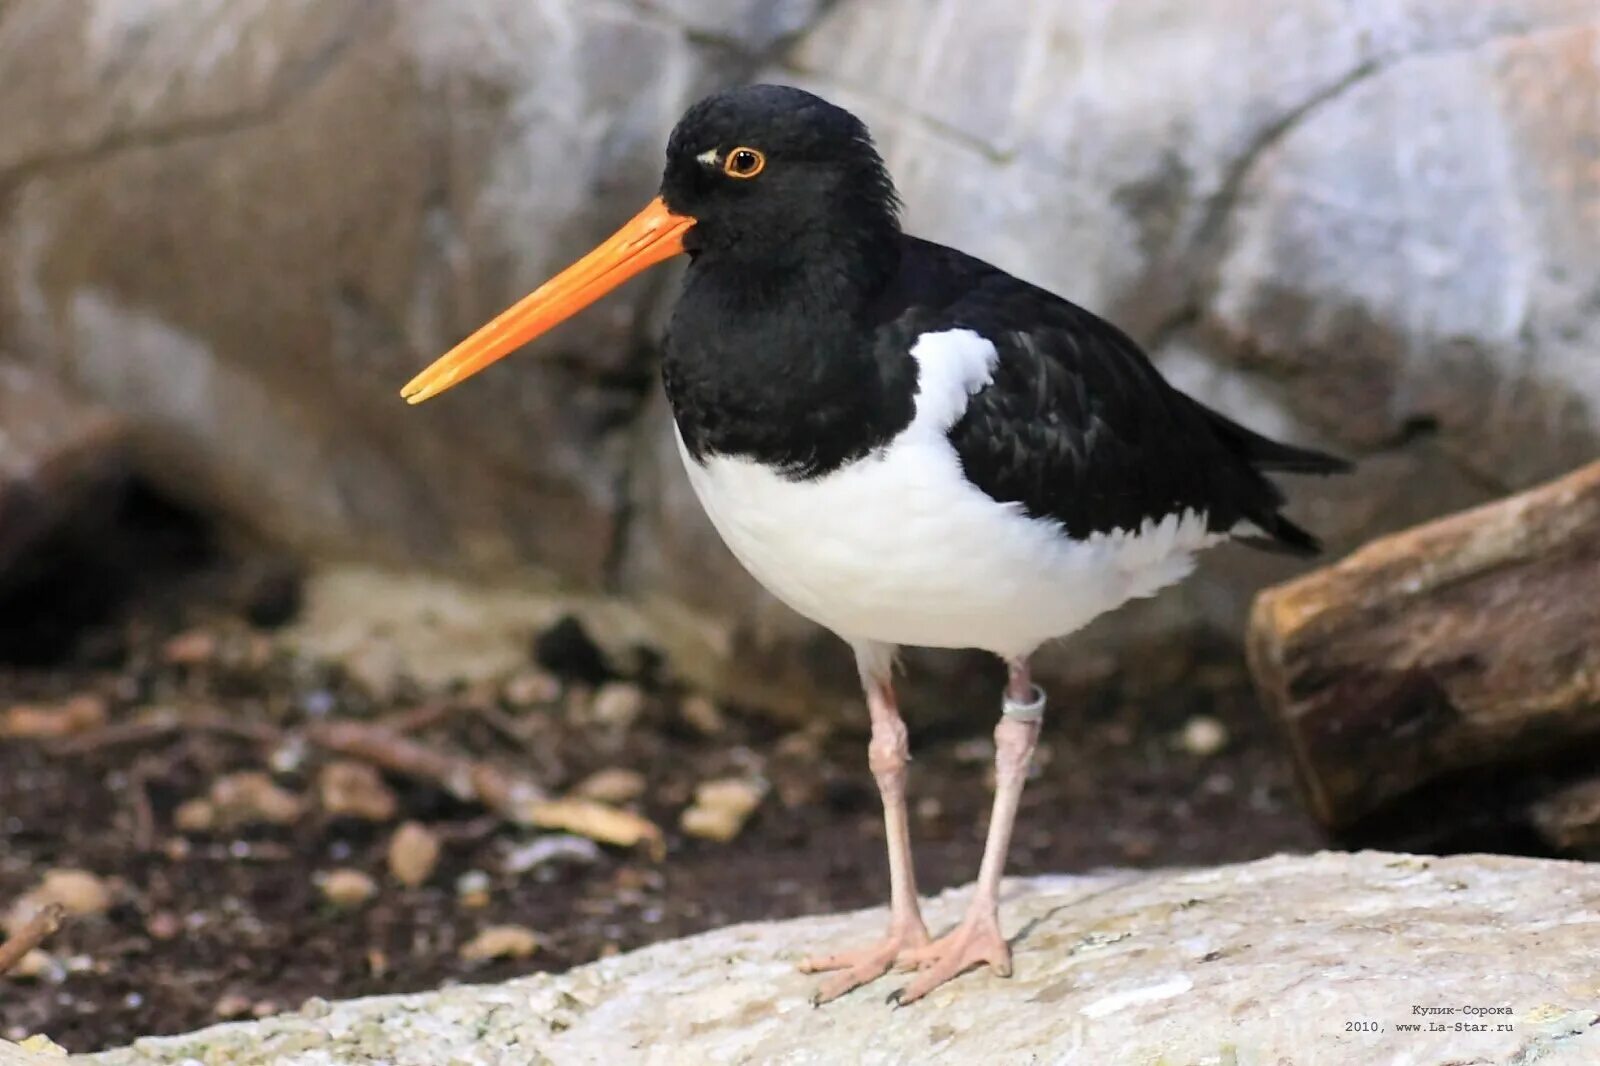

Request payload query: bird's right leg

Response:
[800,641,930,1003]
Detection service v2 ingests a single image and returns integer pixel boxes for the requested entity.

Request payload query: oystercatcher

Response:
[401,84,1348,1004]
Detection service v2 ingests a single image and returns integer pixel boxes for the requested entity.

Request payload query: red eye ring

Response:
[723,147,766,179]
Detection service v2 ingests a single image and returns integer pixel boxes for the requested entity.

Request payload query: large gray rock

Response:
[83,852,1600,1065]
[2,1,1597,716]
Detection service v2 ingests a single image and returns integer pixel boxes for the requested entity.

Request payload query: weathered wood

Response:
[1248,460,1600,829]
[1529,776,1600,857]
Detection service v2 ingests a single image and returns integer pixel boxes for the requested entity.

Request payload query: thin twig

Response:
[0,903,66,977]
[49,707,281,756]
[376,701,460,735]
[126,754,160,851]
[303,720,548,814]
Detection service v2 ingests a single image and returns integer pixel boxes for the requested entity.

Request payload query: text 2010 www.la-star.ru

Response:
[1347,1006,1516,1035]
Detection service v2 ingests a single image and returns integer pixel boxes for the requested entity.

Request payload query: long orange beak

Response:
[401,197,694,404]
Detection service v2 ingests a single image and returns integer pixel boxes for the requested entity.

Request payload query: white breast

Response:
[676,329,1223,657]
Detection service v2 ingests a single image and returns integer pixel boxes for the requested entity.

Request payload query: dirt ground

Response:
[0,489,1325,1053]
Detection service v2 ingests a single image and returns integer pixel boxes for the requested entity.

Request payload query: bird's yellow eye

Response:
[723,147,766,179]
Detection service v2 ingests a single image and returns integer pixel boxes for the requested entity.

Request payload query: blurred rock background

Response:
[2,0,1597,719]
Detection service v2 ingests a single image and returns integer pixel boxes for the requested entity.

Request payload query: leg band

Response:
[1002,683,1047,722]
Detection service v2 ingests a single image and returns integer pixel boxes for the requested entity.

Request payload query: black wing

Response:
[876,237,1348,554]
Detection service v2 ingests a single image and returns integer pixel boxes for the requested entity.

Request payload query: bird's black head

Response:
[660,85,901,273]
[398,85,901,405]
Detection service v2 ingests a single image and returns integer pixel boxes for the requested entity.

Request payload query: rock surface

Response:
[2,1,1598,713]
[0,360,125,583]
[82,852,1600,1065]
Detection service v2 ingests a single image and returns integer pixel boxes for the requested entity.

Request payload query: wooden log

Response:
[1529,776,1600,857]
[1248,459,1600,829]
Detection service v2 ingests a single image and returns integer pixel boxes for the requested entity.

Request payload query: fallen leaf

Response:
[521,798,664,860]
[459,925,539,961]
[0,696,108,739]
[679,777,766,843]
[571,767,647,805]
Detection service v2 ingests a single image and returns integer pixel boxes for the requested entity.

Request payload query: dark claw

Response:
[885,988,903,1008]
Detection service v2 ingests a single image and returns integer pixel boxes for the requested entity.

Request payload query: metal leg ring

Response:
[1002,683,1047,722]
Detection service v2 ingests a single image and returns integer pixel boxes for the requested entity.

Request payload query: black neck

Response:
[662,234,917,479]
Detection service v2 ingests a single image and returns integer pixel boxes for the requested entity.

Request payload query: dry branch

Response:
[0,902,65,977]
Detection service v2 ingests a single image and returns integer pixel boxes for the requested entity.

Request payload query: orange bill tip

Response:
[401,196,693,405]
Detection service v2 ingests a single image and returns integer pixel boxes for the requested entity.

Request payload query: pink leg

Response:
[895,657,1042,1005]
[801,645,930,1003]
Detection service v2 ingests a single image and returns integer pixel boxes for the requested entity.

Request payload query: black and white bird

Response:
[401,85,1348,1005]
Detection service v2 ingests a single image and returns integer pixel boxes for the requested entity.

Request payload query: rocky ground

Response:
[0,486,1322,1053]
[82,854,1600,1066]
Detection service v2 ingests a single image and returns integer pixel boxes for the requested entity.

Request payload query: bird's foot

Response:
[889,914,1011,1005]
[799,920,931,1004]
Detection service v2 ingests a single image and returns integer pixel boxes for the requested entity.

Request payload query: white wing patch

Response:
[903,329,999,433]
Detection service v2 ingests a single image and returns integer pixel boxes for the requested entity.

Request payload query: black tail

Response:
[1196,406,1351,558]
[1202,407,1352,475]
[1234,512,1325,558]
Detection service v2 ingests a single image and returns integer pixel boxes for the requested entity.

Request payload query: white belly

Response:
[673,329,1224,657]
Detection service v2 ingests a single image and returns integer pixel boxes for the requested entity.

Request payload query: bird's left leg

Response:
[894,656,1043,1004]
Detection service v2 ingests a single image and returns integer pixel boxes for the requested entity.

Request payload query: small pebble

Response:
[203,772,304,828]
[455,870,492,909]
[6,868,113,934]
[268,735,308,774]
[387,822,441,887]
[41,868,113,917]
[1178,715,1229,757]
[572,768,647,805]
[459,925,539,961]
[677,694,726,736]
[162,628,218,666]
[17,1034,68,1055]
[316,868,378,908]
[145,911,181,941]
[173,799,216,833]
[212,993,252,1020]
[590,683,645,730]
[502,834,602,873]
[503,670,560,708]
[300,689,338,718]
[5,950,60,982]
[318,761,398,822]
